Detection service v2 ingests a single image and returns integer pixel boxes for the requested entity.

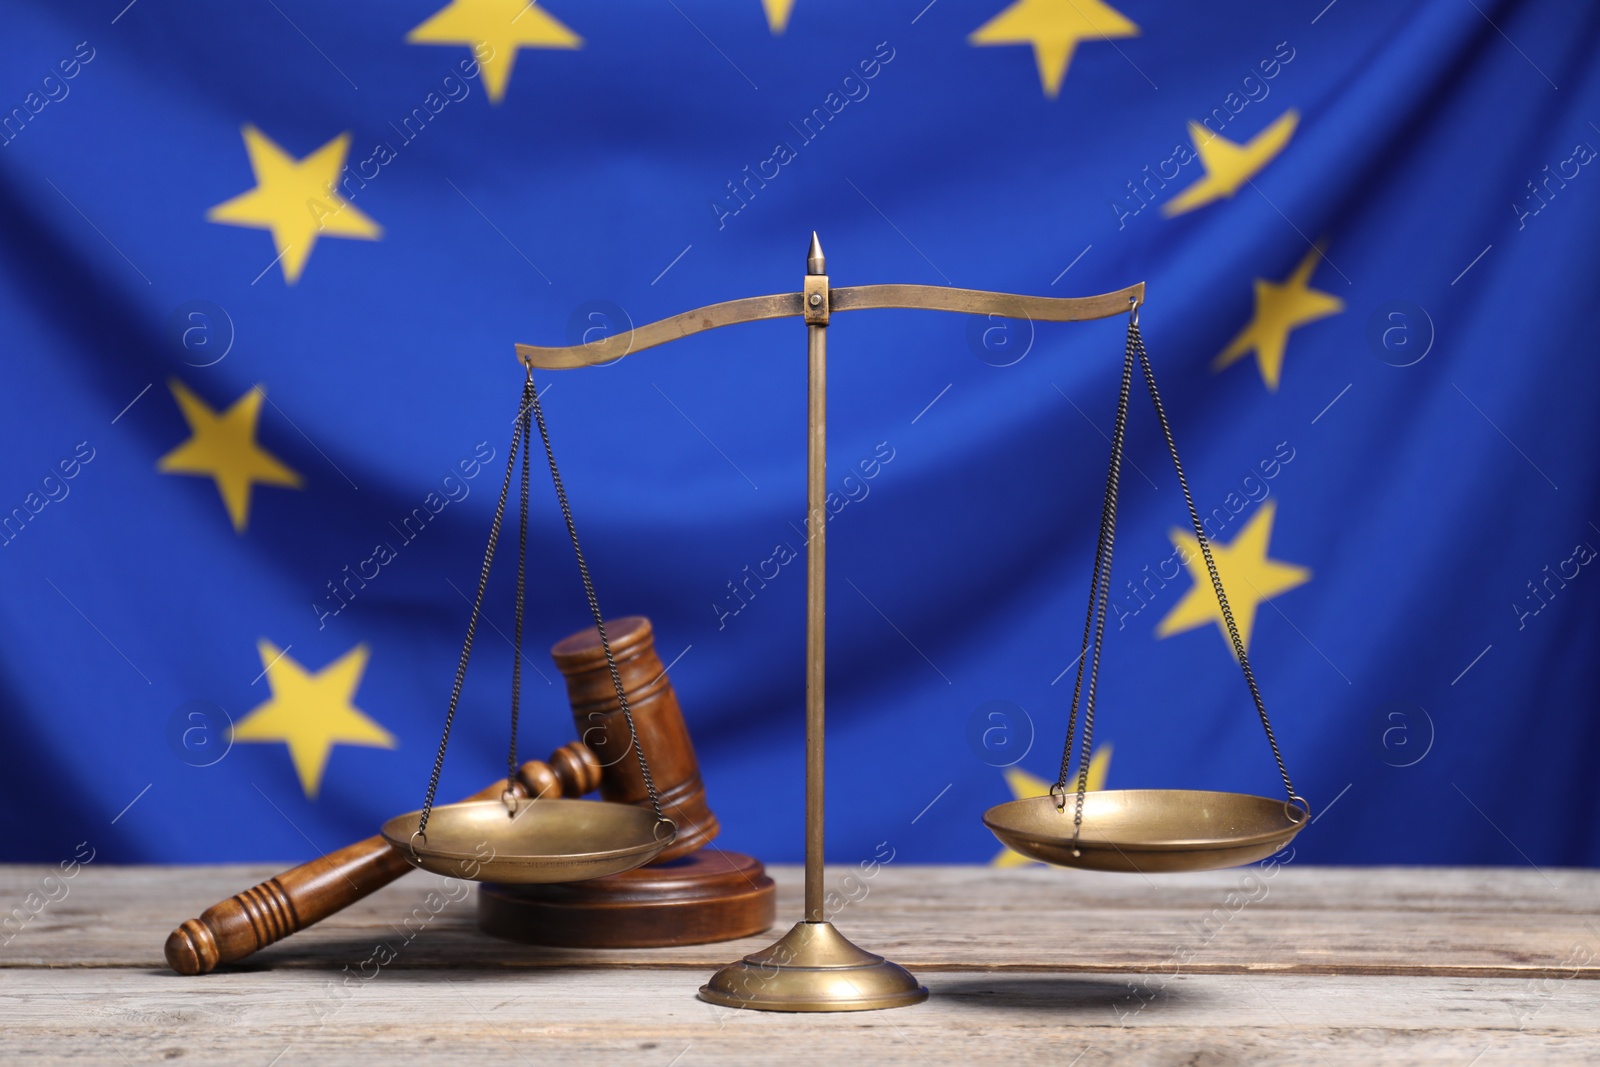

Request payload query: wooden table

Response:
[3,863,1597,1064]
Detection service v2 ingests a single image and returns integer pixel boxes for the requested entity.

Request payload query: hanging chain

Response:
[414,371,675,844]
[1054,321,1136,849]
[1051,311,1304,839]
[416,378,530,838]
[1130,322,1300,808]
[507,375,533,791]
[525,371,672,832]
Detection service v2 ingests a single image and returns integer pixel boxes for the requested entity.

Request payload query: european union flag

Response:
[2,0,1596,872]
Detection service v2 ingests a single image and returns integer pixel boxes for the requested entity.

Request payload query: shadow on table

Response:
[149,927,792,982]
[145,955,673,985]
[933,974,1204,1015]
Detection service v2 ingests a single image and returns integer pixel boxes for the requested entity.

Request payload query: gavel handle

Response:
[165,746,600,975]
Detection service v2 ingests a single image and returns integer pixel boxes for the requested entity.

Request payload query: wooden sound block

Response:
[477,849,775,948]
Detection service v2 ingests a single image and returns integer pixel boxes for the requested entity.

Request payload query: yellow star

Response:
[233,641,396,799]
[407,0,581,105]
[1157,502,1310,653]
[1163,110,1298,217]
[207,126,381,285]
[1214,244,1344,391]
[157,380,302,533]
[762,0,796,33]
[970,0,1138,99]
[991,746,1111,867]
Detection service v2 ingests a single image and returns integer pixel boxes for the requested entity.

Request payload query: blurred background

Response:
[1,0,1596,869]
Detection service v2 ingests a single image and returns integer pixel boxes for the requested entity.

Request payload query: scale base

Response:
[698,920,928,1012]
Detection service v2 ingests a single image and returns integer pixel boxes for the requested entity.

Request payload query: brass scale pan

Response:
[381,800,672,884]
[389,279,1307,883]
[984,790,1308,873]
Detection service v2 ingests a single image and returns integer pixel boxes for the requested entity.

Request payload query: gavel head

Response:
[550,616,717,861]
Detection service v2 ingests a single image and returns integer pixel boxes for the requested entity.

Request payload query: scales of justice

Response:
[167,235,1309,1013]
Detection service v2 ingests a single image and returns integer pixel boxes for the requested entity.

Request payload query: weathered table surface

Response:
[2,863,1597,1065]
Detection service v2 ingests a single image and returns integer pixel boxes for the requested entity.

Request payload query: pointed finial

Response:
[806,231,825,275]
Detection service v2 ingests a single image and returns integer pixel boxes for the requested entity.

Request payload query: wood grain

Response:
[2,967,1596,1065]
[5,865,1598,977]
[5,865,1598,1064]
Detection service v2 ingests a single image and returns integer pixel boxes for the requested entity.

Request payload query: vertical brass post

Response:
[803,232,828,923]
[698,234,926,1011]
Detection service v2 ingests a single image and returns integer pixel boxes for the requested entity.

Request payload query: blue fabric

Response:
[2,0,1596,868]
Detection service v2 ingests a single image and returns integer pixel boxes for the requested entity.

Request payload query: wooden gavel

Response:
[166,616,717,975]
